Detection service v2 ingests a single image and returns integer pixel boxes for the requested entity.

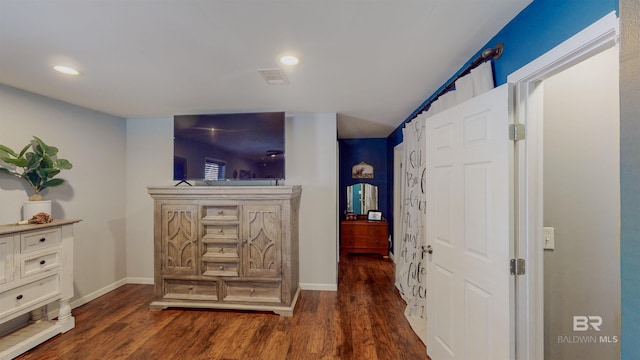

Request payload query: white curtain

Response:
[395,60,494,344]
[395,115,428,342]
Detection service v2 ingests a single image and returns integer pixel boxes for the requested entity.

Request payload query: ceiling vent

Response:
[257,68,288,85]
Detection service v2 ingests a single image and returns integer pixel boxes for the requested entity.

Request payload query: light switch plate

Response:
[543,227,555,250]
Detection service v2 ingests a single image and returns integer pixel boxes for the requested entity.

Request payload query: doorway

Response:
[541,46,620,359]
[508,12,619,359]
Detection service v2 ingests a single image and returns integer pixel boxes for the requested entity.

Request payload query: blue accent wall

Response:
[338,138,389,225]
[385,0,640,357]
[389,0,619,145]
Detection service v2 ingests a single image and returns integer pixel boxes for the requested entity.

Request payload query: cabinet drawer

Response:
[203,205,239,221]
[21,250,60,278]
[203,243,238,258]
[202,259,239,277]
[203,224,238,240]
[0,274,60,319]
[21,228,61,253]
[163,279,218,301]
[342,235,386,248]
[342,225,386,237]
[223,281,281,303]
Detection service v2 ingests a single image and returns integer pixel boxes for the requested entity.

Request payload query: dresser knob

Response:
[16,295,23,300]
[250,288,255,294]
[218,210,224,215]
[40,260,46,265]
[219,229,224,234]
[219,248,224,253]
[218,265,224,270]
[39,238,46,243]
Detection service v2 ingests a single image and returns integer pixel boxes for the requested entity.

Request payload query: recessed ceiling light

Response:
[53,65,80,76]
[280,55,299,66]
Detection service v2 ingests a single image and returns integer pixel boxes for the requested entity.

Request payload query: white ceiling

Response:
[0,0,531,139]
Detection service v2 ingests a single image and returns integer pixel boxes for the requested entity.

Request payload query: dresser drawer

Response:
[21,250,60,278]
[20,228,61,253]
[223,280,281,303]
[0,274,60,319]
[203,242,238,258]
[203,224,239,240]
[202,259,239,277]
[342,235,386,248]
[202,205,239,221]
[342,224,386,237]
[163,279,219,301]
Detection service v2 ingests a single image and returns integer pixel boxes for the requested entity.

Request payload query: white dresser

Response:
[0,219,79,359]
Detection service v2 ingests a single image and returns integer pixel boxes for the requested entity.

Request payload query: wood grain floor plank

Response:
[14,255,428,360]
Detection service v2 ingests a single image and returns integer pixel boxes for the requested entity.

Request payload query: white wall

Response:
[0,82,339,308]
[0,84,128,304]
[543,46,620,359]
[125,112,339,289]
[125,118,174,282]
[285,113,338,289]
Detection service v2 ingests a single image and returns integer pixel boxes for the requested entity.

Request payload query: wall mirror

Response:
[346,183,378,215]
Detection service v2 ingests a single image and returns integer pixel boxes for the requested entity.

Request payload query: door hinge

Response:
[510,258,525,275]
[509,123,526,141]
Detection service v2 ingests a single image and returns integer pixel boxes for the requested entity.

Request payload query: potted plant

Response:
[0,136,73,219]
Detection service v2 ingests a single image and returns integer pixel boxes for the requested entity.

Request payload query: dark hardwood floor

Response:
[15,255,428,360]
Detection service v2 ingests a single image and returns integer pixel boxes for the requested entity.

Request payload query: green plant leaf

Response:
[41,178,65,188]
[0,144,18,157]
[33,136,58,157]
[2,157,29,167]
[56,159,73,169]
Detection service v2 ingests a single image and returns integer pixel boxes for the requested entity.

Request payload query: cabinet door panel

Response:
[161,204,199,275]
[243,204,281,277]
[0,236,14,285]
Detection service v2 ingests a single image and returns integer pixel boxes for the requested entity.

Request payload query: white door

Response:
[426,84,514,360]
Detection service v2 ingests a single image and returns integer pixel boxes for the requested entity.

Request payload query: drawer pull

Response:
[219,228,224,234]
[218,210,224,215]
[16,295,23,300]
[39,238,46,243]
[219,248,224,253]
[40,260,46,265]
[250,288,255,294]
[218,265,224,270]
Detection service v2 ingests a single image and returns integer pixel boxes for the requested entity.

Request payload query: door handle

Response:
[422,245,433,258]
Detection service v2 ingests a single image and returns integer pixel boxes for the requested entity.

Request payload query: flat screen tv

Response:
[173,112,285,183]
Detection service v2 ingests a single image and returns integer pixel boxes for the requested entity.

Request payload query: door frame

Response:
[392,143,404,263]
[507,12,619,360]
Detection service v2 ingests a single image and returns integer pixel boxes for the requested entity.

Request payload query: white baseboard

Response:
[70,278,127,310]
[126,277,154,285]
[300,283,337,291]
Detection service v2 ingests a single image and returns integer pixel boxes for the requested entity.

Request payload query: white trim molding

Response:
[507,11,619,360]
[300,283,338,291]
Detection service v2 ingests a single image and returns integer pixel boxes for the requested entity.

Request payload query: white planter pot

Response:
[23,200,52,221]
